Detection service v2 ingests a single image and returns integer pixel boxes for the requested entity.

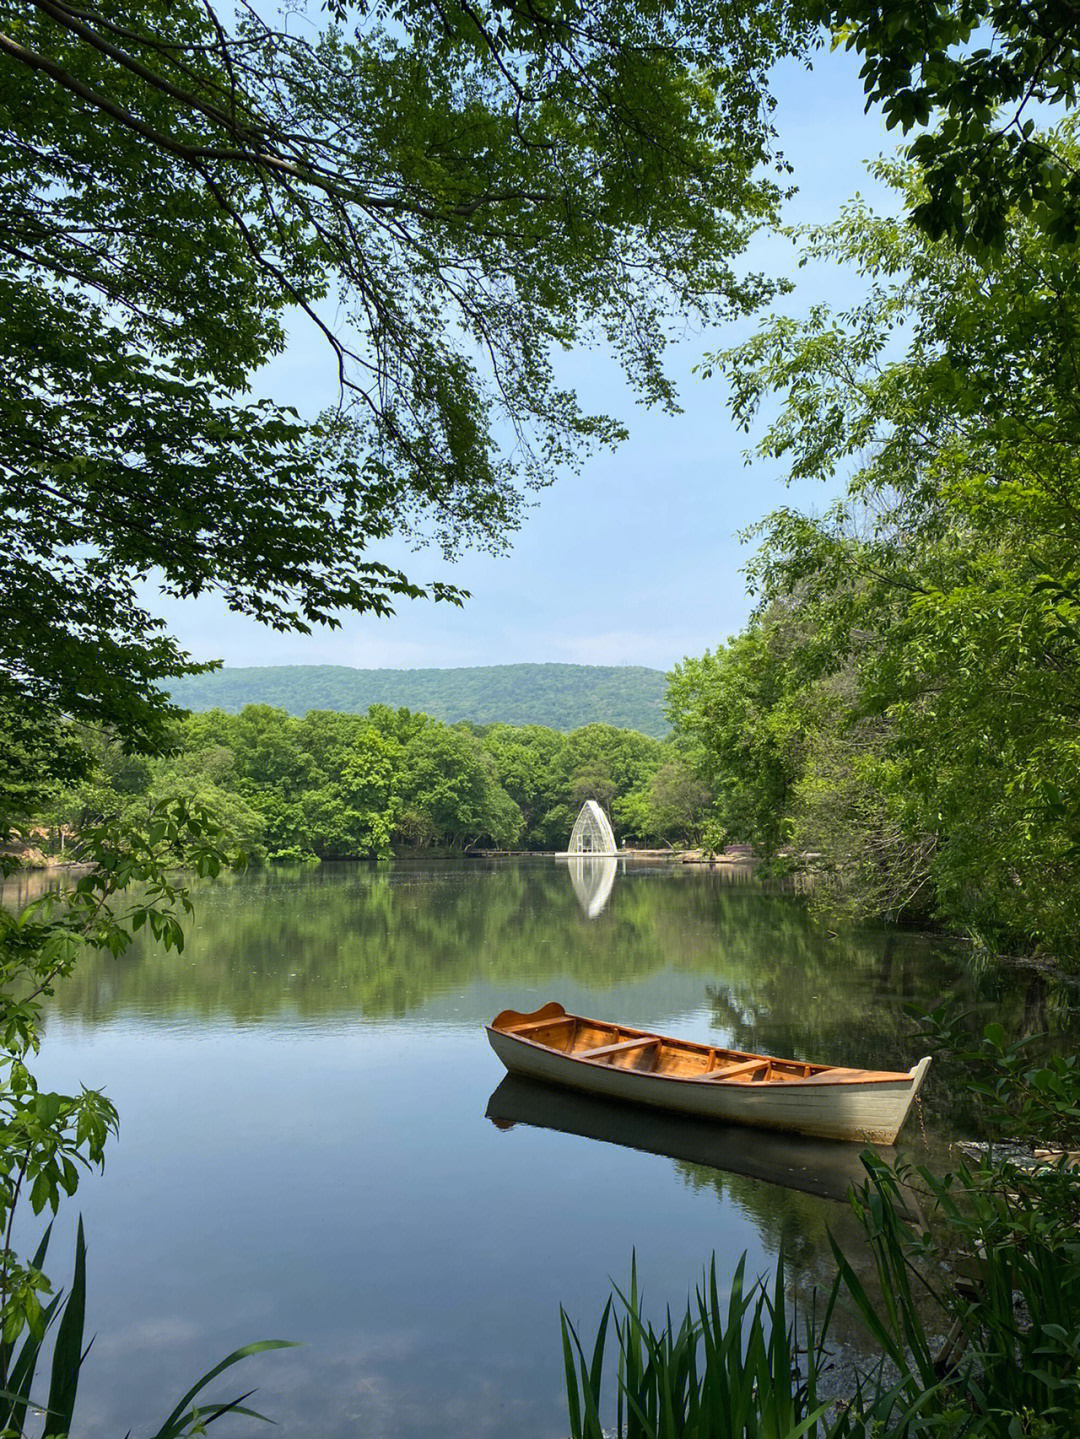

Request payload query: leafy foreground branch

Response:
[0,799,235,1346]
[563,1016,1080,1438]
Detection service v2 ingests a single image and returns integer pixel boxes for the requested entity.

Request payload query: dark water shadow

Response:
[485,1073,885,1204]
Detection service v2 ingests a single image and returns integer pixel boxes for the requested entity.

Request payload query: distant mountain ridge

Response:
[167,663,670,737]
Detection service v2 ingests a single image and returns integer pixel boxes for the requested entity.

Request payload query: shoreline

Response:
[463,846,754,866]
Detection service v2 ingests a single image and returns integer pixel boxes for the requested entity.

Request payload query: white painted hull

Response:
[486,1028,930,1145]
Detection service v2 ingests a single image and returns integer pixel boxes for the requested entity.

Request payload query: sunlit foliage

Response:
[677,137,1080,960]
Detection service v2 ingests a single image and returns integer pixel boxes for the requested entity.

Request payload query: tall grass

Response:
[562,1254,837,1439]
[0,1219,294,1438]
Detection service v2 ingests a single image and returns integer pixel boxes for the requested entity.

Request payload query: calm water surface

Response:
[8,858,1079,1438]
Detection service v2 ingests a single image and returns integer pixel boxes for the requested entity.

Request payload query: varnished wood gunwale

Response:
[503,1012,575,1036]
[490,1003,911,1086]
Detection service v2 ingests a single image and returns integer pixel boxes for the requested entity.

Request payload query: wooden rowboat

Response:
[486,1002,931,1145]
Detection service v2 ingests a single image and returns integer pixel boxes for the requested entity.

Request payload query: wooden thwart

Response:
[697,1058,770,1082]
[578,1037,659,1061]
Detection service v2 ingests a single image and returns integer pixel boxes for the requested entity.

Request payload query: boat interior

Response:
[492,1004,835,1085]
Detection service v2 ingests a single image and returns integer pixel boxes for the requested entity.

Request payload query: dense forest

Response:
[166,664,669,737]
[666,146,1080,967]
[34,708,710,862]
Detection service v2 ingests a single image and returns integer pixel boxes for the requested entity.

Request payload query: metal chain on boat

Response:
[916,1092,929,1151]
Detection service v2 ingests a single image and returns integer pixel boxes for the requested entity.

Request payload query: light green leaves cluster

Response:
[1,0,803,796]
[814,0,1080,251]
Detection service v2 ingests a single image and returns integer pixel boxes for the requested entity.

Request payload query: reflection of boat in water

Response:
[486,1002,931,1144]
[566,855,618,918]
[485,1074,884,1203]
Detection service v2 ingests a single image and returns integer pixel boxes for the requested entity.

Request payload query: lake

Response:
[8,858,1078,1437]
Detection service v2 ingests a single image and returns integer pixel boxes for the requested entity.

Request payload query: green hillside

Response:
[166,663,670,736]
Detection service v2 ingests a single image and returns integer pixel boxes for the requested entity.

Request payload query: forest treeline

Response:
[665,147,1080,967]
[166,664,670,737]
[35,707,711,862]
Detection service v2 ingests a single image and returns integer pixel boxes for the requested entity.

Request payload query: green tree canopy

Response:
[666,614,806,858]
[812,0,1080,249]
[2,0,805,795]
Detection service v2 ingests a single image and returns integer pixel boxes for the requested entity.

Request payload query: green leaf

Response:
[45,1217,88,1436]
[149,1341,299,1439]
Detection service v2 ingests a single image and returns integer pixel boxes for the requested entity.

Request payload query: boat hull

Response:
[486,1021,929,1145]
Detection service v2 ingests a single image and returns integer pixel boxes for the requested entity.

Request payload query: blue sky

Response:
[152,42,898,676]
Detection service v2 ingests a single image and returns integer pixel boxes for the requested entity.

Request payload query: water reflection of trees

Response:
[485,1074,910,1354]
[704,934,1080,1138]
[674,1158,909,1351]
[26,865,1080,1085]
[29,860,1080,1346]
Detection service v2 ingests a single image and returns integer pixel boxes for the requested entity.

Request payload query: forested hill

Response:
[167,664,670,737]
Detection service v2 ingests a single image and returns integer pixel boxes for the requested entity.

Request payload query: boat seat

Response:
[697,1058,771,1082]
[577,1036,659,1061]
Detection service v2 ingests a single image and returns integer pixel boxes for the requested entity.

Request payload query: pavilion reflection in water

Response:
[566,854,619,918]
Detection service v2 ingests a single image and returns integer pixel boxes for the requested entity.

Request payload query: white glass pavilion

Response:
[565,799,617,856]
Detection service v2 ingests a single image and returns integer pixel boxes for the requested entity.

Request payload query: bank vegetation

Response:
[16,709,710,865]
